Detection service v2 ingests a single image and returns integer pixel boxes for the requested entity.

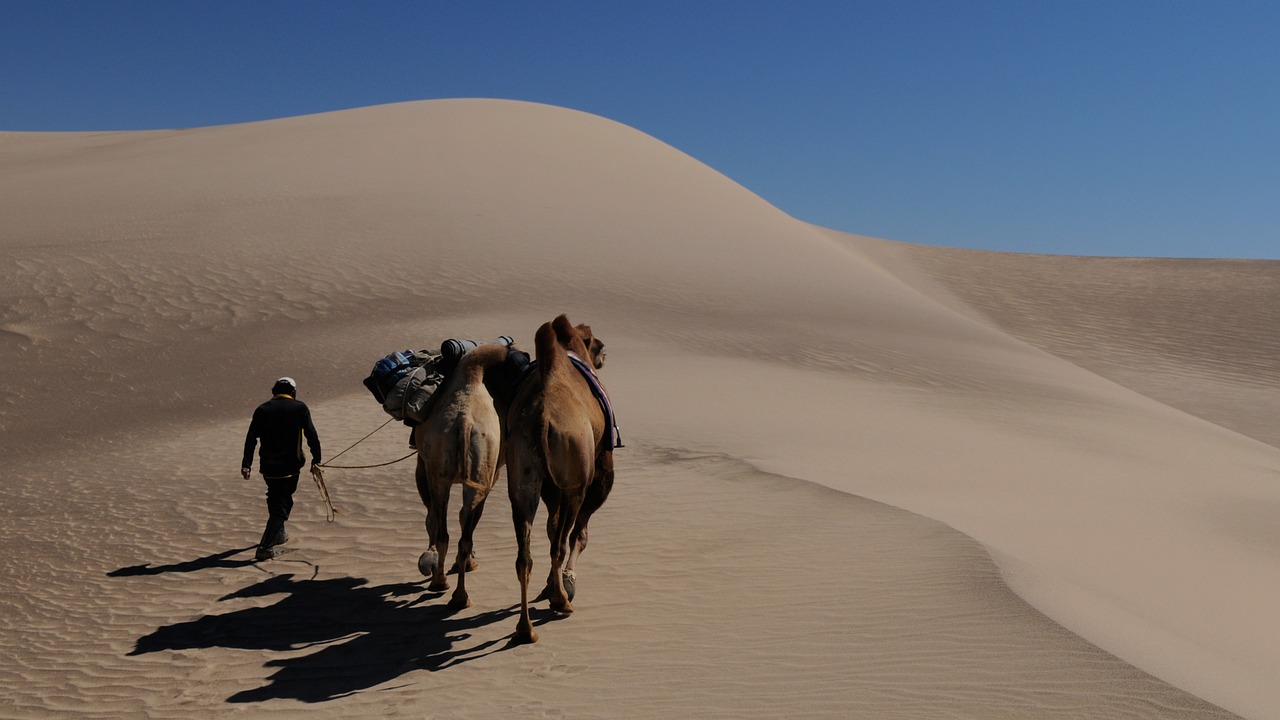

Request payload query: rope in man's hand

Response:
[305,417,423,521]
[310,463,339,522]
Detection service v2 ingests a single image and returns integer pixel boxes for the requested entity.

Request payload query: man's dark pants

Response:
[259,473,299,548]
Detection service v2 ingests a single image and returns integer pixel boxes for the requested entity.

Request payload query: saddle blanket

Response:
[566,352,623,450]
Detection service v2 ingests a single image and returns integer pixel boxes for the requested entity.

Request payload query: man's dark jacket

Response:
[242,395,322,478]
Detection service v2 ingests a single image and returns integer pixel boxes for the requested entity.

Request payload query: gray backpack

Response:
[382,352,444,424]
[381,361,442,422]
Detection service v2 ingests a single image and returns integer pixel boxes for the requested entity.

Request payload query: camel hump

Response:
[535,320,559,377]
[550,314,591,359]
[552,314,576,345]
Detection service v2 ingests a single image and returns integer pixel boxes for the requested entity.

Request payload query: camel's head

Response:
[575,324,606,370]
[546,314,606,371]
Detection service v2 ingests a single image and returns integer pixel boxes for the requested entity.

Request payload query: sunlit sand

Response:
[2,99,1275,718]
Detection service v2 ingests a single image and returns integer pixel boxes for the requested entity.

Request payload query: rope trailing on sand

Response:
[310,464,340,522]
[307,414,419,522]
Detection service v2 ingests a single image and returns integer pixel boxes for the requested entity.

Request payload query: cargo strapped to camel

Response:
[363,336,514,426]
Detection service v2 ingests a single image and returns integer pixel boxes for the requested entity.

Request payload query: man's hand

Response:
[241,467,251,480]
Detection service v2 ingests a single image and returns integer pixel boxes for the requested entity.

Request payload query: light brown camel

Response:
[413,341,528,610]
[506,314,614,643]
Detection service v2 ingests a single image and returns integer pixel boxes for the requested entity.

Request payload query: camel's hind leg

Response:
[449,496,482,575]
[565,453,615,581]
[510,475,540,643]
[424,475,452,592]
[545,490,583,614]
[414,454,441,580]
[450,434,492,576]
[449,470,494,611]
[562,459,614,600]
[535,488,562,602]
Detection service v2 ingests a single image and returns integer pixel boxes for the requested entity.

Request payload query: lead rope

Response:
[310,417,419,521]
[310,464,339,522]
[319,417,420,468]
[321,417,396,466]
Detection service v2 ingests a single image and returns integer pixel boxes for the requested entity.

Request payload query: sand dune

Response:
[901,244,1280,449]
[2,99,1276,717]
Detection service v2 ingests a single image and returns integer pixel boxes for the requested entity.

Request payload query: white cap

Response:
[276,376,297,389]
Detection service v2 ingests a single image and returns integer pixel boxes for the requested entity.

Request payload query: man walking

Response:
[241,377,322,561]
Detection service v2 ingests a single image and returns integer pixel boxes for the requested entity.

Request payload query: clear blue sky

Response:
[2,1,1277,259]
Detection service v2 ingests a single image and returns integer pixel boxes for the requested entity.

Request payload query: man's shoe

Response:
[255,546,283,561]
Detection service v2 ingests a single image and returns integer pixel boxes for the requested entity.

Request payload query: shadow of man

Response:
[108,546,258,577]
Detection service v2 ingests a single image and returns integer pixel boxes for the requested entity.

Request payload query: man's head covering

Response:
[272,377,297,397]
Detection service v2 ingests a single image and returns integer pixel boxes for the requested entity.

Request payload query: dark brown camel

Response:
[413,342,528,610]
[506,315,614,643]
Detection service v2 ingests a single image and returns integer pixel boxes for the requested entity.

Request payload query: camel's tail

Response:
[456,342,511,379]
[457,413,483,491]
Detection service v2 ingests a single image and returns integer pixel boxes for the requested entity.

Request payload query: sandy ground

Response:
[2,99,1276,718]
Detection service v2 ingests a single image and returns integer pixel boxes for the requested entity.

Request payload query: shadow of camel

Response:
[128,572,564,702]
[107,546,258,576]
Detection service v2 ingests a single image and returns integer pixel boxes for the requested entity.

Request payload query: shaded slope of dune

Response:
[898,244,1280,449]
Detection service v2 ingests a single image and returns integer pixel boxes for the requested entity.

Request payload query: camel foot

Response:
[447,592,472,611]
[428,577,450,592]
[534,574,575,607]
[562,570,576,602]
[514,624,539,644]
[448,554,479,574]
[418,549,439,578]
